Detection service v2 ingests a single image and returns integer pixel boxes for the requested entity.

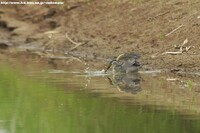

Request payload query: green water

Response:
[0,64,200,133]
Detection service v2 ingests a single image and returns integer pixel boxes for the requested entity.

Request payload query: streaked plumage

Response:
[105,53,142,73]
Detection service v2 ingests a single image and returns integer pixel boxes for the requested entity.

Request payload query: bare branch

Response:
[65,33,81,46]
[180,38,188,52]
[65,33,85,51]
[70,42,85,51]
[155,11,170,18]
[186,46,191,51]
[165,24,183,37]
[166,78,178,81]
[162,51,182,55]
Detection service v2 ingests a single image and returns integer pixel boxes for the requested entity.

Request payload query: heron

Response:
[105,53,142,73]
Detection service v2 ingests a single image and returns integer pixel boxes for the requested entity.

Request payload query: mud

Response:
[1,0,200,73]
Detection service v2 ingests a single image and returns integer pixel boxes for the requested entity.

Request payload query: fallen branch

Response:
[166,78,178,81]
[157,39,190,56]
[65,33,85,51]
[165,24,183,37]
[70,42,85,51]
[65,33,81,45]
[155,11,170,18]
[162,51,182,55]
[180,38,188,52]
[186,46,191,51]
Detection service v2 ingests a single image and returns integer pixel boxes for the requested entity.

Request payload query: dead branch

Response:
[70,42,85,51]
[151,46,174,58]
[162,51,182,55]
[155,11,170,18]
[65,33,81,45]
[180,38,188,52]
[154,39,190,57]
[65,33,85,51]
[186,46,191,51]
[166,78,178,81]
[165,24,183,37]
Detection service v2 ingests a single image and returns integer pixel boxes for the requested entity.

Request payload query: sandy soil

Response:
[1,0,200,73]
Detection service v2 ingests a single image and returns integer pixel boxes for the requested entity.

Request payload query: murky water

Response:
[0,60,200,133]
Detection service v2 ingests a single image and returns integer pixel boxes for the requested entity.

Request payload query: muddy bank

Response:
[1,0,200,73]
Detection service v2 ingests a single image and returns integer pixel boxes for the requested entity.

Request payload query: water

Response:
[0,60,200,133]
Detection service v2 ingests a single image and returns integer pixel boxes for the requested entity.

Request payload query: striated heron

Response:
[105,52,142,73]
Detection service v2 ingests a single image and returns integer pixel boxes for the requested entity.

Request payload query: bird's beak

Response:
[105,60,116,73]
[105,62,113,73]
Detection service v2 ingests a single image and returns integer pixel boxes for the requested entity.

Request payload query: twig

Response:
[165,24,183,37]
[151,46,173,58]
[70,42,85,51]
[65,33,81,45]
[44,31,59,34]
[180,38,188,52]
[65,33,85,51]
[160,39,189,55]
[166,78,178,81]
[186,46,191,51]
[155,11,170,18]
[162,51,182,55]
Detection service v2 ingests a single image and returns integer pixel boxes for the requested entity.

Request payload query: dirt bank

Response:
[1,0,200,73]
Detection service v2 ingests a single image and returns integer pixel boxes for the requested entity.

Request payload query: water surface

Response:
[0,61,200,133]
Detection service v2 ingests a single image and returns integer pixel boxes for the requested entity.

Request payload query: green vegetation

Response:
[187,80,193,91]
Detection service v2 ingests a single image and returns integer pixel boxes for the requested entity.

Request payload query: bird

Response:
[105,52,142,73]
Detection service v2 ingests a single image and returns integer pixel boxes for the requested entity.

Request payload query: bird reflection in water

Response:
[106,53,142,94]
[108,72,142,94]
